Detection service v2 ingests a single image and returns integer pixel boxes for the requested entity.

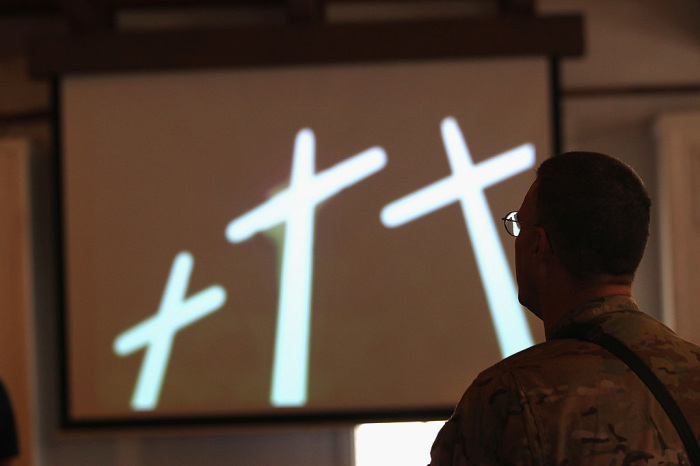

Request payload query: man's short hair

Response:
[535,151,651,282]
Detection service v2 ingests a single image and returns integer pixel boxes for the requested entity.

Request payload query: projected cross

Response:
[113,252,227,411]
[381,117,535,357]
[226,129,387,407]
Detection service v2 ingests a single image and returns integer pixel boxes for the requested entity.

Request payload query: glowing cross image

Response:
[381,117,535,357]
[113,251,227,411]
[226,129,387,407]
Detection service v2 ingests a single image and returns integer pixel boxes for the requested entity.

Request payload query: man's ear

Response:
[534,226,552,259]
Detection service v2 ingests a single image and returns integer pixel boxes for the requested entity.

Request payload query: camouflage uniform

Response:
[429,296,700,465]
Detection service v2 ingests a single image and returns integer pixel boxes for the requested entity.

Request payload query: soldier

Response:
[429,151,700,465]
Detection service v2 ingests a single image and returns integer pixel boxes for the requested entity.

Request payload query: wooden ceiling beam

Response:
[0,0,492,15]
[286,0,324,24]
[110,0,283,9]
[28,14,584,78]
[59,0,114,33]
[498,0,534,16]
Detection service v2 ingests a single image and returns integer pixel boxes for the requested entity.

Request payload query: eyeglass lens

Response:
[504,211,521,237]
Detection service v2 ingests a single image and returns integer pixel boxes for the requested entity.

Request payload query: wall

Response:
[1,0,700,464]
[0,141,38,466]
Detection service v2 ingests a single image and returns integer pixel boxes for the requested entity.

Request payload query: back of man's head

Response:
[535,151,651,283]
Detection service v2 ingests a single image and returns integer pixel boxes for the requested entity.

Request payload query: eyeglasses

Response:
[502,211,529,237]
[503,210,556,254]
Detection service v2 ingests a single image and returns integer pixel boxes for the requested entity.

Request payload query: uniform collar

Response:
[548,295,640,341]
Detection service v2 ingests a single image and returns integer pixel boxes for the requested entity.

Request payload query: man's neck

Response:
[542,283,633,339]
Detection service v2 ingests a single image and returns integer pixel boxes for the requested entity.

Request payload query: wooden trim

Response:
[0,0,278,13]
[28,14,584,77]
[0,110,53,125]
[564,84,700,98]
[0,0,59,15]
[0,140,39,466]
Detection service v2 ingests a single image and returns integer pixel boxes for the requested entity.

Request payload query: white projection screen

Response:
[60,56,552,426]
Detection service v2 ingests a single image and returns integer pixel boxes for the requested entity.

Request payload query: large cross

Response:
[226,129,387,407]
[381,117,535,357]
[113,251,227,410]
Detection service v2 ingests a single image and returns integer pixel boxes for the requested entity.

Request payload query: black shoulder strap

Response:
[561,324,700,465]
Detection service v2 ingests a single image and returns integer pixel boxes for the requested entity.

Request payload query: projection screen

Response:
[59,56,552,426]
